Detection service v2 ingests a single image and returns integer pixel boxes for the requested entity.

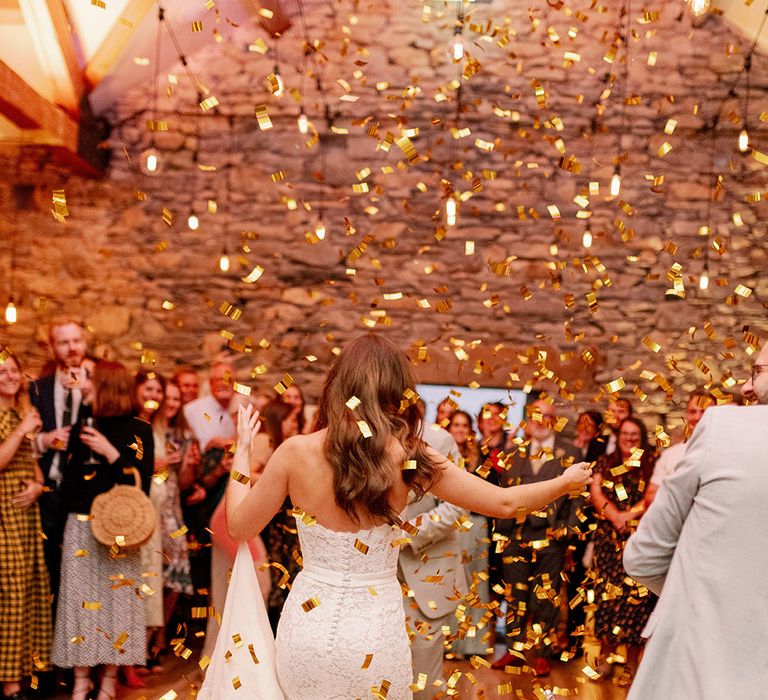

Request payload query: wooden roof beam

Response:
[0,60,78,151]
[84,0,155,89]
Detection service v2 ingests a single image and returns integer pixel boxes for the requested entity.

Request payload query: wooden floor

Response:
[48,649,632,699]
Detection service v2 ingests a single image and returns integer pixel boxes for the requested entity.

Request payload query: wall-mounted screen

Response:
[416,383,528,433]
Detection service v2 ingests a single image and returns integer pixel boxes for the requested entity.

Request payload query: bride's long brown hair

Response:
[313,334,442,525]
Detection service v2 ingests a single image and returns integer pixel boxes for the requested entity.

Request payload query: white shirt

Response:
[651,441,687,486]
[422,423,460,462]
[48,367,83,482]
[529,433,556,475]
[183,395,235,452]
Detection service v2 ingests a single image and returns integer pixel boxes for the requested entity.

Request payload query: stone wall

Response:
[1,0,767,432]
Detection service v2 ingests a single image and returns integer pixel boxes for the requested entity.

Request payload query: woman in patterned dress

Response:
[150,381,194,642]
[51,361,154,700]
[589,416,657,685]
[0,352,52,700]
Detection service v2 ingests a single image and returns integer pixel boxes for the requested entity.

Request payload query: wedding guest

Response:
[400,424,467,698]
[623,344,768,699]
[172,368,200,406]
[0,353,52,700]
[589,416,656,686]
[51,361,154,700]
[573,410,607,462]
[435,397,456,426]
[29,317,88,600]
[645,389,714,505]
[133,371,167,679]
[151,380,195,639]
[492,398,581,676]
[603,398,632,455]
[262,400,303,631]
[281,385,308,434]
[183,362,235,452]
[447,410,490,658]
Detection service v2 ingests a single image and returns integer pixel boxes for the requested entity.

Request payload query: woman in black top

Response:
[51,361,153,700]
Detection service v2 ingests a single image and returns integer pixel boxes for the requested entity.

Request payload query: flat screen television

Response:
[416,383,528,435]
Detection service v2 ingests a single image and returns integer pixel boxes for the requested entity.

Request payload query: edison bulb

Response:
[140,147,162,176]
[610,169,621,197]
[452,37,464,61]
[445,198,457,226]
[738,129,749,153]
[219,253,230,272]
[582,228,593,248]
[699,272,709,291]
[4,301,16,325]
[315,223,326,240]
[688,0,710,16]
[187,213,199,231]
[298,112,309,135]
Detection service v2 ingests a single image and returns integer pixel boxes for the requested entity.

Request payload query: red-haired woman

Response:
[0,353,52,700]
[51,361,154,700]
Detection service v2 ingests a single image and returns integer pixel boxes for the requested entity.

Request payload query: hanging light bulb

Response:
[549,242,559,256]
[315,222,326,240]
[452,31,464,62]
[582,228,593,248]
[298,111,309,135]
[4,301,16,325]
[610,165,622,197]
[445,197,457,226]
[140,147,162,176]
[699,270,710,291]
[219,251,230,272]
[187,213,199,231]
[687,0,711,17]
[738,129,749,153]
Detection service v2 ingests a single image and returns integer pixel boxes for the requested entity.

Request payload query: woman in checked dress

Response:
[0,352,52,700]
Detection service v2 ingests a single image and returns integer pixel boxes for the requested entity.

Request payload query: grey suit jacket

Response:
[398,427,469,620]
[624,406,768,699]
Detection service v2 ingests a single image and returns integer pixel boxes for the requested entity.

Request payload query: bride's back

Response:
[283,428,411,532]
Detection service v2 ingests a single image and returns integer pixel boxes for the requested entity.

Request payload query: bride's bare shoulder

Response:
[279,429,327,456]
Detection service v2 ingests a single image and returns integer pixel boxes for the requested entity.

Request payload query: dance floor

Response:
[49,652,632,699]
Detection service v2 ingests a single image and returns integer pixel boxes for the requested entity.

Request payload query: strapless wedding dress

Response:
[199,515,413,700]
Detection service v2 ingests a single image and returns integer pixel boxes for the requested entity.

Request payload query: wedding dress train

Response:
[199,514,413,699]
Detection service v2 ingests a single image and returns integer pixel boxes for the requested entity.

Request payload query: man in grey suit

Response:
[623,342,768,699]
[492,398,581,676]
[400,424,469,699]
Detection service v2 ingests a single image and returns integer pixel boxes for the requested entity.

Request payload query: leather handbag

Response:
[90,467,156,549]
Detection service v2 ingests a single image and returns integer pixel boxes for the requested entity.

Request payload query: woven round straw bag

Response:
[90,468,156,549]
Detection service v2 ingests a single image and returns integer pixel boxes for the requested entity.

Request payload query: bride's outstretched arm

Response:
[428,446,592,519]
[226,405,290,542]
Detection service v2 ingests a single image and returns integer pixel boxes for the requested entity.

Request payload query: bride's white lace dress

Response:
[275,517,413,699]
[198,514,413,700]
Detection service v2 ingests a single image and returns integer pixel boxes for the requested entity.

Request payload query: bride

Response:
[211,334,592,699]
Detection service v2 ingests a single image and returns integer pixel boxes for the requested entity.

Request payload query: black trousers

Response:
[501,538,567,656]
[39,486,66,604]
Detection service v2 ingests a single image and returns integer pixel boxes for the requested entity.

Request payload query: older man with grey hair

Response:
[623,339,768,698]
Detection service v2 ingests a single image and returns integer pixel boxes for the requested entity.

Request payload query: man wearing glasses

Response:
[622,341,768,699]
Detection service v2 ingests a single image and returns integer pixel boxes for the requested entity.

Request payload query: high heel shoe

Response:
[96,672,117,700]
[119,666,145,689]
[71,675,93,700]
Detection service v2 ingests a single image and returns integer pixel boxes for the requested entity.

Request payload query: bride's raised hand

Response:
[236,404,261,455]
[562,461,593,497]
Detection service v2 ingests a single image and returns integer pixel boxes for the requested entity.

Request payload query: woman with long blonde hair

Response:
[211,335,592,699]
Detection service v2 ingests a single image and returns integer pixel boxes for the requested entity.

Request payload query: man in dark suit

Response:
[491,397,581,676]
[29,318,88,600]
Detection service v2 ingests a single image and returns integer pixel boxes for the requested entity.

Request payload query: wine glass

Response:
[83,417,100,466]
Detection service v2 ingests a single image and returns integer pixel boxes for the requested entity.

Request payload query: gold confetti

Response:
[199,96,219,111]
[301,597,321,612]
[354,538,370,554]
[191,20,203,32]
[357,420,373,438]
[254,104,273,130]
[74,549,89,557]
[346,396,361,410]
[657,141,673,157]
[232,676,241,690]
[82,601,102,610]
[219,301,242,321]
[402,459,417,471]
[604,377,626,393]
[230,470,249,485]
[362,653,374,670]
[642,337,661,353]
[274,374,294,395]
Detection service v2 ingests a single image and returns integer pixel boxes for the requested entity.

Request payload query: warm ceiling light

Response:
[140,147,162,176]
[4,301,16,325]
